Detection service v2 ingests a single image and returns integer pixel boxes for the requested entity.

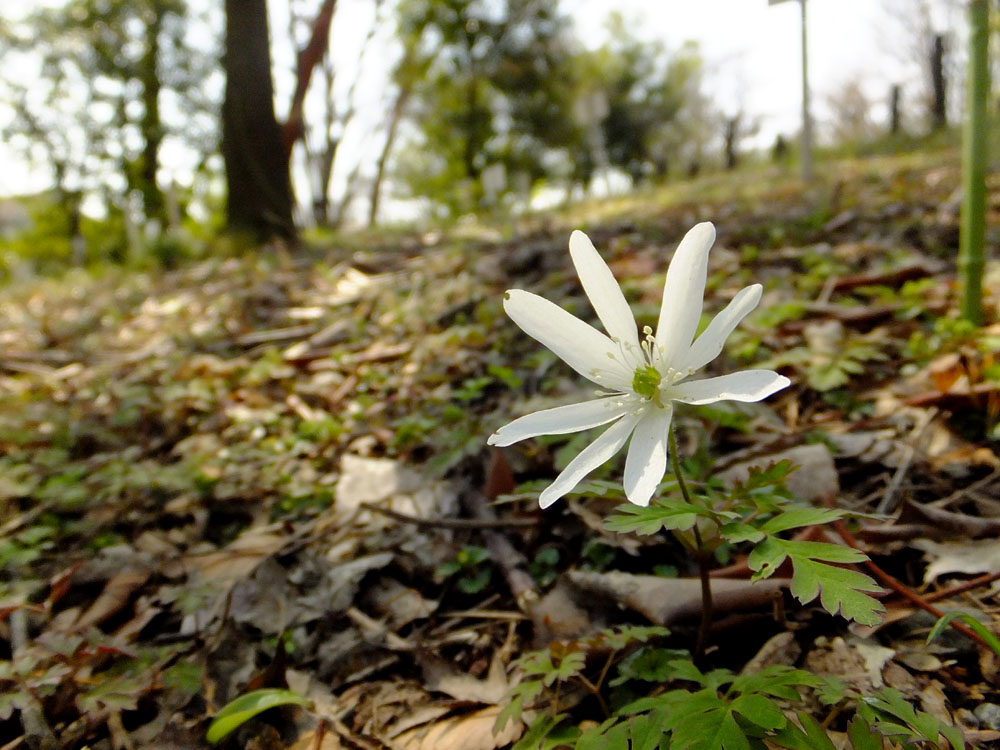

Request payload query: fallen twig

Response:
[830,517,992,651]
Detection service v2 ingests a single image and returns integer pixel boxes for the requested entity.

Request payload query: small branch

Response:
[359,503,535,530]
[923,571,1000,604]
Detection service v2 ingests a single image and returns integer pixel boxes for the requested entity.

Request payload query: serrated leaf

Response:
[769,712,837,750]
[790,558,885,626]
[845,716,882,750]
[576,719,630,750]
[605,500,698,535]
[673,708,752,750]
[860,688,964,750]
[758,507,846,534]
[748,537,885,626]
[720,522,765,543]
[730,694,785,730]
[732,666,819,701]
[206,689,310,743]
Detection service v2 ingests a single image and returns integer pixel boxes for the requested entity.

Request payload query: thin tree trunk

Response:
[223,0,296,241]
[368,85,410,227]
[930,34,947,130]
[282,0,338,156]
[959,0,988,324]
[139,7,165,222]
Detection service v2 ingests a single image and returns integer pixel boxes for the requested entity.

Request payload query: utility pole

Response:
[769,0,813,180]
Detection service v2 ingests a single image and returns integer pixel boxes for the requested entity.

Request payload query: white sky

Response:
[0,0,958,206]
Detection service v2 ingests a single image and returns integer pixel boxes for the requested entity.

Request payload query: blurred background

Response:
[0,0,988,274]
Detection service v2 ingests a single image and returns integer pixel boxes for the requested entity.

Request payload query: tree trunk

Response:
[368,85,410,227]
[222,0,296,241]
[930,34,947,130]
[724,115,740,170]
[139,7,165,222]
[889,84,902,135]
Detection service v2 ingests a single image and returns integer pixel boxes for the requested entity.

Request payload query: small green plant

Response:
[928,611,1000,657]
[206,688,311,743]
[435,545,493,594]
[607,458,884,652]
[763,327,888,391]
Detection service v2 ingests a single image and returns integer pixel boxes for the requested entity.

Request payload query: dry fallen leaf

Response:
[389,705,522,750]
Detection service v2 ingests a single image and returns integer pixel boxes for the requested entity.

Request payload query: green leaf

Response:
[162,661,204,697]
[719,522,765,544]
[611,646,688,685]
[768,712,837,750]
[605,499,699,535]
[206,689,310,743]
[576,719,631,750]
[859,688,964,750]
[758,507,846,534]
[748,537,885,626]
[731,666,819,702]
[730,694,785,730]
[673,708,752,750]
[511,713,576,750]
[845,716,882,750]
[927,610,1000,657]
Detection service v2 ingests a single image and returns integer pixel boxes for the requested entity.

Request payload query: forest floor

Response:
[2,147,1000,749]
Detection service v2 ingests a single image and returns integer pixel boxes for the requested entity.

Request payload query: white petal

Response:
[655,222,715,363]
[538,412,642,508]
[669,370,791,405]
[622,406,672,507]
[503,289,633,389]
[569,230,640,353]
[674,284,762,374]
[487,396,631,447]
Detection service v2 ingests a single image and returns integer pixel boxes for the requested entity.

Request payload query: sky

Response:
[0,0,961,209]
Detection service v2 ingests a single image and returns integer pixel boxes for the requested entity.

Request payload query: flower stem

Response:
[668,424,713,662]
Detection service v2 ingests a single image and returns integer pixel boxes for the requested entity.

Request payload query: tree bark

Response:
[222,0,296,241]
[139,6,165,222]
[930,34,947,130]
[368,85,410,227]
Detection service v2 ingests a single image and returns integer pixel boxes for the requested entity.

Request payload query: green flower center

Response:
[632,365,662,402]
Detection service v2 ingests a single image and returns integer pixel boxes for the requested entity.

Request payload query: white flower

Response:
[487,222,790,508]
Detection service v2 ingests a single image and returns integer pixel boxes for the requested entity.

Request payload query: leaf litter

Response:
[1,149,999,747]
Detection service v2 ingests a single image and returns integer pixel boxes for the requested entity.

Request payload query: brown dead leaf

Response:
[166,524,287,586]
[73,568,150,632]
[389,705,522,750]
[419,653,510,705]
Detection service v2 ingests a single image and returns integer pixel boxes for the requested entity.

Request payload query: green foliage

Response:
[905,316,1000,363]
[574,663,820,750]
[764,332,888,392]
[0,525,56,570]
[857,688,965,750]
[1,0,218,230]
[606,461,885,625]
[435,545,493,594]
[206,688,311,743]
[0,630,198,732]
[496,625,672,734]
[747,537,885,626]
[928,610,1000,657]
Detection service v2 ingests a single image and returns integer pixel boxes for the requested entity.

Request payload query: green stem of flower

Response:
[669,424,713,662]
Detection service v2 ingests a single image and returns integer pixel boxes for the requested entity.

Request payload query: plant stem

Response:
[669,424,713,661]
